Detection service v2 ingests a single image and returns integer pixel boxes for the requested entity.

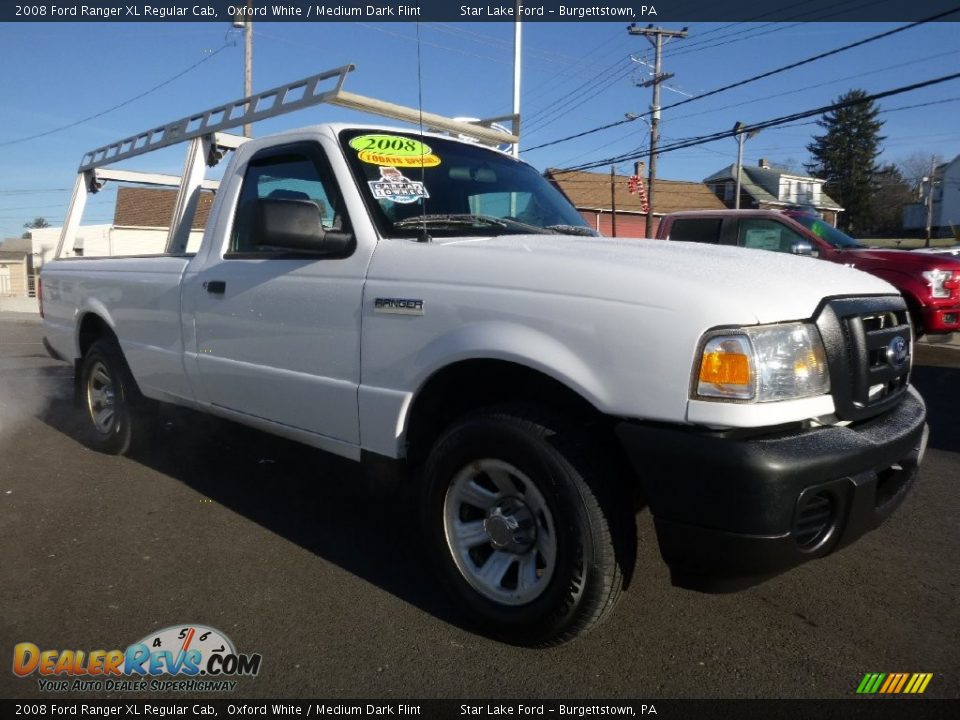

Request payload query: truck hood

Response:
[843,246,960,271]
[376,234,897,325]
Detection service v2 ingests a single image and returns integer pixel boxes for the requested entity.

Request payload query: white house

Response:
[704,159,844,226]
[903,154,960,238]
[30,187,212,267]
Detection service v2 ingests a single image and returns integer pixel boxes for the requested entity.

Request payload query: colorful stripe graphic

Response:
[856,673,933,694]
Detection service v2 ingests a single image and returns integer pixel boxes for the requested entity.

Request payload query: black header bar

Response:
[2,1,959,23]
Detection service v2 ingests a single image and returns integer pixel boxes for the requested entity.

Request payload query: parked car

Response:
[656,209,960,336]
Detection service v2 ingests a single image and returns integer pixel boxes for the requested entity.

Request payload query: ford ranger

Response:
[39,70,928,645]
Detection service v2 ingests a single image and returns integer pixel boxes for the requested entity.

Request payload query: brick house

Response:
[544,169,726,237]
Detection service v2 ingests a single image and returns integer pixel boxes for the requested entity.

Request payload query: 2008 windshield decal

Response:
[349,134,441,168]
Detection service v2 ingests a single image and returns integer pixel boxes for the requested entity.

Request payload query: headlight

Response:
[921,269,958,299]
[695,323,830,402]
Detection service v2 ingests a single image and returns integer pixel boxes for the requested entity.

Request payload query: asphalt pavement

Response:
[1,314,957,700]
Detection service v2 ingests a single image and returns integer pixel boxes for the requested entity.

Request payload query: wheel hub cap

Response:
[483,499,535,552]
[443,458,557,606]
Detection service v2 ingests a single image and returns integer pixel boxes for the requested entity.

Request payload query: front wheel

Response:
[79,339,149,455]
[421,408,635,646]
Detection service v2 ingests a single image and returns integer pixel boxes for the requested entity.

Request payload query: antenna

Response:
[414,23,430,243]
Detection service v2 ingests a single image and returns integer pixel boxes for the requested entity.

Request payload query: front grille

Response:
[816,297,912,422]
[794,492,834,549]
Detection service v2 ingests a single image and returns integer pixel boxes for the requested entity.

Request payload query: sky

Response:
[1,16,958,241]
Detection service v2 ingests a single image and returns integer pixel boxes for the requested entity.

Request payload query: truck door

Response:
[186,141,369,447]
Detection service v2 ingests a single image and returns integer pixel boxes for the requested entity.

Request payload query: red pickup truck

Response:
[656,209,960,335]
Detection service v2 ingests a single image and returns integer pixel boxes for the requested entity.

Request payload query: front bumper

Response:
[920,304,960,334]
[615,386,928,591]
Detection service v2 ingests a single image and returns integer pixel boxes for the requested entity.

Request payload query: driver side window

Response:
[231,147,346,254]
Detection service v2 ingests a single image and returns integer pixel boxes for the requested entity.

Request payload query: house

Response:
[903,154,960,238]
[29,187,214,267]
[544,169,726,237]
[0,238,32,297]
[704,159,843,226]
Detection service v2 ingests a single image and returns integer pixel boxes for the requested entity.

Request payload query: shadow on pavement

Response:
[37,391,469,635]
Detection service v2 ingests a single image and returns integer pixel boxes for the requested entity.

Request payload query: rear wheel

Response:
[421,408,634,646]
[79,339,149,455]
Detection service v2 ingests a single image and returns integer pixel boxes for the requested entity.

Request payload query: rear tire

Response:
[421,407,635,646]
[79,339,150,455]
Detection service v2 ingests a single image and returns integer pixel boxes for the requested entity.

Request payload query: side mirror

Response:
[255,198,353,256]
[790,240,816,257]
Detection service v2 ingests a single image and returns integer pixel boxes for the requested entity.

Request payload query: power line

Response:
[524,9,959,153]
[665,47,960,125]
[525,0,879,133]
[558,71,960,173]
[0,42,233,148]
[661,0,883,61]
[522,54,634,132]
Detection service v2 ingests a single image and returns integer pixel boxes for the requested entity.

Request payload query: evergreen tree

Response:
[805,90,885,234]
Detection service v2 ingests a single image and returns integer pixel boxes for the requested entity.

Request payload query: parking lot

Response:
[1,313,957,700]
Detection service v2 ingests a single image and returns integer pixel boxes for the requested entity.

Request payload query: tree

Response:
[21,216,50,239]
[805,89,885,234]
[871,164,913,236]
[898,151,944,189]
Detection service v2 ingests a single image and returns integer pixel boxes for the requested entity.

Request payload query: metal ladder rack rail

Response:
[56,64,520,258]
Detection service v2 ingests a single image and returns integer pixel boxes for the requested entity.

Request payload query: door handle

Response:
[203,280,226,294]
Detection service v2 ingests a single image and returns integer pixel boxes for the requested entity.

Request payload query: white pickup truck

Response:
[40,70,928,645]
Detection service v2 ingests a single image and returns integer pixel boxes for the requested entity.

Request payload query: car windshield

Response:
[339,129,596,238]
[790,214,863,249]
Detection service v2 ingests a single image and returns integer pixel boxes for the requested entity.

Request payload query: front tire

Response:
[79,339,148,455]
[421,408,634,646]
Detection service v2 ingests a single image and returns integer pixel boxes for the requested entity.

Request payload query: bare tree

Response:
[897,152,944,189]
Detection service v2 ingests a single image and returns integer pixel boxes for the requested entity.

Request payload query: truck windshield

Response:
[790,214,863,249]
[339,129,596,238]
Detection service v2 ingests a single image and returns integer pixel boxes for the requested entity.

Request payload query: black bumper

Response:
[615,386,928,591]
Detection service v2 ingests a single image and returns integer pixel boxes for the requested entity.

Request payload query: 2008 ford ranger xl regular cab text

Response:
[39,72,929,645]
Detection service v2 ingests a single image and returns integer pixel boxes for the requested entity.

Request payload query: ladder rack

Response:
[56,64,521,258]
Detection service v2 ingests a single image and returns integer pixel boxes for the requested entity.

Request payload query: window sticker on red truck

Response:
[349,133,441,168]
[368,167,430,204]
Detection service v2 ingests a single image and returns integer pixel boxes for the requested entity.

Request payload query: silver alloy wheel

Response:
[86,360,116,435]
[443,458,557,606]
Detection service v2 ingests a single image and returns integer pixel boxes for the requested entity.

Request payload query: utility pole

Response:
[628,23,687,238]
[733,121,759,210]
[610,165,618,237]
[924,155,937,247]
[233,1,254,137]
[511,0,522,158]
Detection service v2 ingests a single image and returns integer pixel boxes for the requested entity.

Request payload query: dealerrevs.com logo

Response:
[13,624,262,693]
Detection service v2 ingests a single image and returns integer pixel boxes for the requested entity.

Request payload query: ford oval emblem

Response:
[885,335,908,367]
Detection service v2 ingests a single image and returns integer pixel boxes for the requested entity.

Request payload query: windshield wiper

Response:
[393,213,560,237]
[546,224,597,237]
[394,214,510,230]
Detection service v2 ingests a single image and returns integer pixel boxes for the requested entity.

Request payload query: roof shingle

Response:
[545,169,726,214]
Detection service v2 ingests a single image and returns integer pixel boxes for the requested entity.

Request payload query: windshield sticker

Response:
[350,134,441,168]
[368,167,430,204]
